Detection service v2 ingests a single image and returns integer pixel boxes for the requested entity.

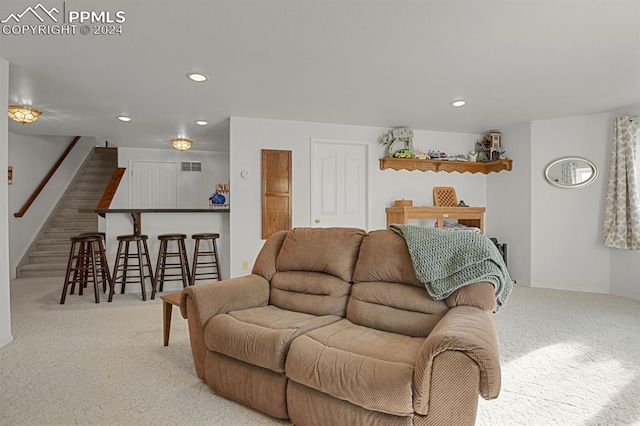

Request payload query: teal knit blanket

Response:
[390,224,513,311]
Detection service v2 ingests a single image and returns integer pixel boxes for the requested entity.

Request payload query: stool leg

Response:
[70,242,81,295]
[98,240,113,296]
[107,242,116,302]
[136,240,147,301]
[60,242,77,304]
[212,238,221,281]
[89,241,100,303]
[78,242,89,296]
[190,239,200,286]
[142,238,156,300]
[154,240,166,295]
[121,240,130,294]
[178,239,190,288]
[97,239,108,293]
[111,240,124,300]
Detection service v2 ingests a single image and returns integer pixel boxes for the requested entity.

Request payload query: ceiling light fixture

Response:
[187,73,208,82]
[117,115,132,122]
[195,120,208,126]
[450,99,467,107]
[171,138,193,151]
[8,105,42,124]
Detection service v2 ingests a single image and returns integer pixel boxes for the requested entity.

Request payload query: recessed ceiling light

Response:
[195,120,208,126]
[450,99,466,107]
[187,73,208,82]
[117,116,132,122]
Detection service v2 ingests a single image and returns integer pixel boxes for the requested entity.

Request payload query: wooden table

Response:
[385,206,486,233]
[160,291,183,346]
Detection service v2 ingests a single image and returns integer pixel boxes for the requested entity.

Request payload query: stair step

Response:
[44,225,96,233]
[18,263,68,278]
[61,200,99,208]
[19,147,117,276]
[29,251,69,264]
[37,240,73,251]
[47,217,98,230]
[64,189,103,198]
[43,222,98,235]
[54,210,96,219]
[78,166,116,174]
[69,176,109,190]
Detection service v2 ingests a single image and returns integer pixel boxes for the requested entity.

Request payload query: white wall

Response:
[0,57,12,348]
[7,134,96,278]
[486,122,532,285]
[111,147,229,209]
[106,147,231,288]
[530,114,612,293]
[229,117,485,277]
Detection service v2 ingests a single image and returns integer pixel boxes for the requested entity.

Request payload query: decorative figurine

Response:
[209,183,230,209]
[380,128,415,157]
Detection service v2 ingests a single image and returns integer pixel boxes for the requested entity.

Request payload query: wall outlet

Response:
[242,261,249,270]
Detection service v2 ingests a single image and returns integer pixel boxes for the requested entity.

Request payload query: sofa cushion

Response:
[346,281,448,337]
[285,319,425,416]
[353,229,423,288]
[270,271,352,316]
[206,305,341,373]
[276,227,366,282]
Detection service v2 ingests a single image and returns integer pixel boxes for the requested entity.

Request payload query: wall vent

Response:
[181,161,202,172]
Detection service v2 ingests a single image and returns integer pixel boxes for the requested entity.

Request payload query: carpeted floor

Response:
[1,277,639,425]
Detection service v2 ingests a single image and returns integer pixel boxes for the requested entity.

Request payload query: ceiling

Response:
[2,0,639,152]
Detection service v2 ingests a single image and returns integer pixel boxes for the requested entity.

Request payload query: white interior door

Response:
[311,140,368,228]
[130,161,177,208]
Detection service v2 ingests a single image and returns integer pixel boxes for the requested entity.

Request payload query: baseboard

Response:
[0,335,14,349]
[610,288,640,301]
[532,282,609,294]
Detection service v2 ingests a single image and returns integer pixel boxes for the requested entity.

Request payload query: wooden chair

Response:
[433,186,458,207]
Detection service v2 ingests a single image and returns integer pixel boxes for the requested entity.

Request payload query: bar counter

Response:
[96,208,230,288]
[96,208,229,235]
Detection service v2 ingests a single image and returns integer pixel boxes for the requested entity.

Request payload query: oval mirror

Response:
[544,157,598,189]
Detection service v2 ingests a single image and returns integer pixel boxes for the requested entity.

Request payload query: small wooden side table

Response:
[160,291,183,346]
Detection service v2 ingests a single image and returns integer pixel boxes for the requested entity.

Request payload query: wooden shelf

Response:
[379,157,512,174]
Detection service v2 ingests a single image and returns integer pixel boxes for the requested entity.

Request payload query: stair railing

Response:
[14,136,82,218]
[97,167,126,209]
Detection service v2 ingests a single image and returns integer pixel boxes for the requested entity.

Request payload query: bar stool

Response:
[60,234,112,304]
[190,233,222,284]
[151,234,191,299]
[111,234,155,301]
[78,232,109,292]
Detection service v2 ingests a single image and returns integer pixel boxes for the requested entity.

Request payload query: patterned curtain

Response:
[603,116,640,249]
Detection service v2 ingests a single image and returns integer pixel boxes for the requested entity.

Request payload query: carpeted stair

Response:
[17,147,118,278]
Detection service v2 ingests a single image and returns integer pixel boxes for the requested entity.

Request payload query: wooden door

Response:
[262,150,292,239]
[311,140,368,228]
[130,161,177,208]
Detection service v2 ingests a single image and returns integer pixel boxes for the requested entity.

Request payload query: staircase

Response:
[17,147,118,278]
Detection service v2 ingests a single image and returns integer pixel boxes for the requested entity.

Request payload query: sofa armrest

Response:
[179,274,270,323]
[413,306,501,416]
[445,281,497,312]
[179,275,270,380]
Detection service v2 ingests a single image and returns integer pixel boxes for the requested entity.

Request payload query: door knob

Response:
[314,219,320,224]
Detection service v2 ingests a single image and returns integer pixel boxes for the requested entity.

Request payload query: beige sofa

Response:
[180,227,501,425]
